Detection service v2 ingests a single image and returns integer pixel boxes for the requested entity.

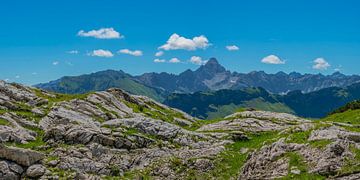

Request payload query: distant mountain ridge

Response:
[164,82,360,119]
[136,58,360,94]
[35,70,166,102]
[36,57,360,101]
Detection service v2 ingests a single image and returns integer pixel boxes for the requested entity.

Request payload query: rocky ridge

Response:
[1,80,360,179]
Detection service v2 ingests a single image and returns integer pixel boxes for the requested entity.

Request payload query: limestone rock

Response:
[26,164,46,178]
[0,144,44,166]
[240,139,296,179]
[0,160,22,180]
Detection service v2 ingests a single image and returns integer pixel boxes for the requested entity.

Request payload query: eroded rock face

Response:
[0,144,44,166]
[226,111,310,123]
[0,81,43,109]
[309,125,360,142]
[240,139,303,179]
[0,113,37,144]
[240,135,356,179]
[0,160,23,179]
[301,140,352,176]
[198,111,311,133]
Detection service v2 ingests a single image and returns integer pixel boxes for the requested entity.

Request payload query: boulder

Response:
[0,160,20,179]
[26,164,46,178]
[0,144,44,166]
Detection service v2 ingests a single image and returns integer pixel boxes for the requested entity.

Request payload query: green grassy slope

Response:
[206,98,294,120]
[164,87,290,119]
[164,83,360,120]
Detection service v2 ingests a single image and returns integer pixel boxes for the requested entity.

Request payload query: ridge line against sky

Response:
[0,0,359,85]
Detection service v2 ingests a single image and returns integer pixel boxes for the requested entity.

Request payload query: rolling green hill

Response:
[35,70,167,102]
[164,87,293,119]
[322,100,360,127]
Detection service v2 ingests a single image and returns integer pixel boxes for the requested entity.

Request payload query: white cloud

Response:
[261,55,285,64]
[226,45,239,51]
[155,51,164,57]
[78,28,123,39]
[154,59,166,63]
[153,58,180,63]
[118,49,143,56]
[169,58,181,63]
[159,33,210,51]
[52,61,59,65]
[15,75,20,79]
[89,49,114,58]
[190,56,207,65]
[67,50,79,54]
[313,58,330,70]
[153,56,207,64]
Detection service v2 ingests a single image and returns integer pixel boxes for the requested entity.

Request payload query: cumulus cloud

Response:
[52,61,59,65]
[67,50,79,54]
[154,59,166,63]
[190,56,207,65]
[153,56,207,64]
[159,33,210,51]
[169,58,181,63]
[261,55,285,64]
[89,49,114,58]
[153,57,181,63]
[313,58,330,70]
[226,45,239,51]
[118,49,143,56]
[155,51,164,57]
[78,28,123,39]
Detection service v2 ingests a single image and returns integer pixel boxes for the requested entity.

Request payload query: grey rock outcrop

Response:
[26,164,46,178]
[0,144,44,166]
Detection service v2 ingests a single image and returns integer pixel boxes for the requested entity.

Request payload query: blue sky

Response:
[1,0,360,85]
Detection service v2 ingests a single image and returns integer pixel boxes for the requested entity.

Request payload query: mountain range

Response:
[136,58,360,95]
[36,58,360,98]
[35,58,360,119]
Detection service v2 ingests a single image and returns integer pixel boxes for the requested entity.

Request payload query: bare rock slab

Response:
[0,144,44,166]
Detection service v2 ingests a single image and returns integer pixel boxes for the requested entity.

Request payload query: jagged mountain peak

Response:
[275,71,288,76]
[206,57,220,65]
[330,71,346,78]
[196,57,226,74]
